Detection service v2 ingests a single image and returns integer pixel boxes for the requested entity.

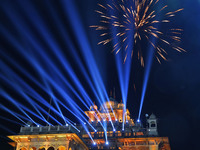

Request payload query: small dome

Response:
[149,113,156,119]
[90,103,98,110]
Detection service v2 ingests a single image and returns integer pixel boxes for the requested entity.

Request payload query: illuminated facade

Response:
[8,97,171,150]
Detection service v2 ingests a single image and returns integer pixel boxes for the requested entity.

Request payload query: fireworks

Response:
[90,0,185,66]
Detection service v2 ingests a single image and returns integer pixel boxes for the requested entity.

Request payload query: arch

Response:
[38,147,45,150]
[20,148,27,150]
[57,146,66,150]
[150,121,156,127]
[47,147,55,150]
[30,147,37,150]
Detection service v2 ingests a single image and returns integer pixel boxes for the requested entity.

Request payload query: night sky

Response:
[0,0,200,150]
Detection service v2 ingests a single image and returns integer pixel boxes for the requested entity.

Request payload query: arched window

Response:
[47,147,55,150]
[38,147,45,150]
[20,148,27,150]
[57,146,66,150]
[150,121,156,127]
[30,147,36,150]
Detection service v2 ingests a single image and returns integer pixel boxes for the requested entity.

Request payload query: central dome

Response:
[100,97,118,111]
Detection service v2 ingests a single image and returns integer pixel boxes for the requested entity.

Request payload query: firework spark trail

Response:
[91,0,184,66]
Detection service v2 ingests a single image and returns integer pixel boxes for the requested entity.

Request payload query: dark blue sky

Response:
[0,0,200,150]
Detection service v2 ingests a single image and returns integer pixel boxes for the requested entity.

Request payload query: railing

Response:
[19,125,74,134]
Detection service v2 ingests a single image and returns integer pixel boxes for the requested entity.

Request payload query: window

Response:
[115,131,122,136]
[150,121,156,127]
[98,132,104,137]
[47,147,55,150]
[107,131,113,137]
[82,134,89,138]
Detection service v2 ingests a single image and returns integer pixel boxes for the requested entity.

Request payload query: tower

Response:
[147,113,158,136]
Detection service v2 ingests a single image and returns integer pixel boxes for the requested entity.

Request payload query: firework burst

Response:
[90,0,185,66]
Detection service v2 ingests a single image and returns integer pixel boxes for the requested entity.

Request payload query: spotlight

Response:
[115,119,118,121]
[145,114,149,118]
[137,119,140,123]
[37,125,40,127]
[74,123,76,125]
[84,122,86,125]
[122,129,124,131]
[113,129,116,132]
[66,124,69,126]
[27,125,30,127]
[95,130,97,132]
[105,141,109,145]
[93,142,96,145]
[98,120,100,122]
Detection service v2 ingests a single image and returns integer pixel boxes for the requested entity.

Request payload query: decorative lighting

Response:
[105,141,109,145]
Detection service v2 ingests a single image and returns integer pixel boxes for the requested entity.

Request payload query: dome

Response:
[118,100,124,109]
[100,100,118,111]
[90,102,98,110]
[149,113,156,119]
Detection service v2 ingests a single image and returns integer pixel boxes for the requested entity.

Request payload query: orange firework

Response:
[90,0,185,66]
